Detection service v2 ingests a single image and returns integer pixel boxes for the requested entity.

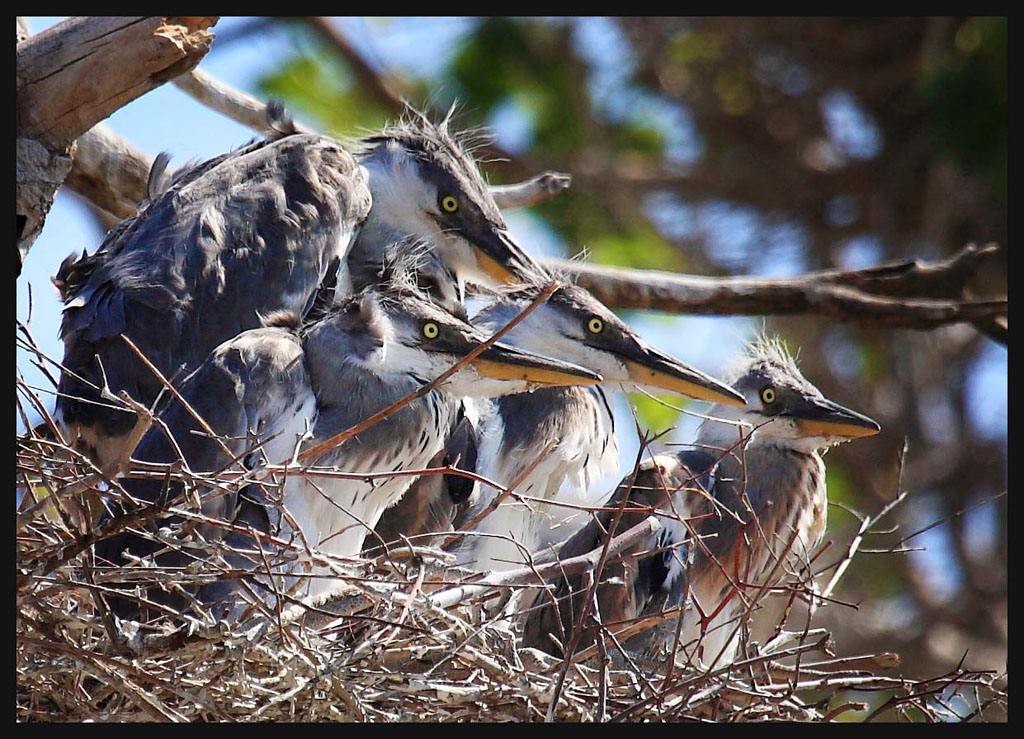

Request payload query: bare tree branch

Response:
[490,171,572,209]
[17,17,217,148]
[172,67,315,136]
[16,16,218,273]
[550,249,1007,341]
[63,124,154,222]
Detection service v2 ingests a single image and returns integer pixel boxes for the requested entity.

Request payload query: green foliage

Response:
[824,462,854,510]
[449,18,588,156]
[668,28,723,67]
[260,52,397,136]
[628,391,684,433]
[609,120,666,158]
[585,221,688,271]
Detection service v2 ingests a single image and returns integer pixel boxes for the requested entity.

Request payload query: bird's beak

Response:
[620,339,747,407]
[473,342,603,387]
[793,396,881,439]
[467,223,548,285]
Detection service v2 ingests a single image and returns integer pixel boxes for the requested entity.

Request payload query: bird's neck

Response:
[348,219,410,292]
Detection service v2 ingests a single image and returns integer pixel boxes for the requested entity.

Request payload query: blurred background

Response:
[17,16,1007,713]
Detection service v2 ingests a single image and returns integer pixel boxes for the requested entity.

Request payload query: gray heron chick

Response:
[420,281,746,572]
[521,337,879,668]
[93,269,600,616]
[54,109,546,469]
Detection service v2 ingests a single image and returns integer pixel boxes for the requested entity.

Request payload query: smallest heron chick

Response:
[521,336,880,669]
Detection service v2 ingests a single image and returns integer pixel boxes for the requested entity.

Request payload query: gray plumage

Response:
[55,133,370,468]
[367,400,478,554]
[94,271,600,616]
[54,110,546,469]
[521,337,880,668]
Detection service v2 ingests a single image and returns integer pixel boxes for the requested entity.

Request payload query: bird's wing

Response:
[56,134,370,453]
[443,399,480,505]
[520,449,718,658]
[93,327,317,618]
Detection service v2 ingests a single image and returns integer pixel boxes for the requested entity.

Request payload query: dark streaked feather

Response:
[521,450,717,657]
[56,134,370,457]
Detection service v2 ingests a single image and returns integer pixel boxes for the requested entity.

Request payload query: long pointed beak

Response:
[621,340,746,407]
[473,342,603,387]
[469,224,548,285]
[793,396,881,439]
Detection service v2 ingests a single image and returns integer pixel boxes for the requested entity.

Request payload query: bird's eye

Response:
[422,322,440,339]
[440,195,459,213]
[761,387,776,404]
[587,317,604,334]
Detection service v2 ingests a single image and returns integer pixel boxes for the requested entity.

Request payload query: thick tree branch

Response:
[16,16,218,273]
[17,17,217,148]
[550,248,1007,341]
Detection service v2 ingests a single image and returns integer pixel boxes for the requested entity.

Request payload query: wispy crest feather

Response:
[728,332,804,384]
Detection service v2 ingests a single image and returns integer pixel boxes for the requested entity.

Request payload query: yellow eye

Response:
[587,317,604,334]
[440,195,459,213]
[422,322,439,339]
[761,387,776,404]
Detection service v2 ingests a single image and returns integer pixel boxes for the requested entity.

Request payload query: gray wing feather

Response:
[93,327,314,619]
[521,449,718,657]
[56,134,370,448]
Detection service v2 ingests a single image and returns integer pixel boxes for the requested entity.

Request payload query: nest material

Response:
[16,425,1006,722]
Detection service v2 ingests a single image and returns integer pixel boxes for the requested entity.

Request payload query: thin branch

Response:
[172,67,315,136]
[490,171,572,209]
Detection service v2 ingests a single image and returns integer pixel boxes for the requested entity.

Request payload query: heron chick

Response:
[93,261,599,618]
[521,336,880,669]
[375,279,745,571]
[54,107,547,469]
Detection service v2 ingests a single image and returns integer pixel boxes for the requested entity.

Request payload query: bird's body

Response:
[366,398,479,553]
[462,383,620,569]
[407,281,746,573]
[54,134,369,467]
[93,272,602,614]
[521,337,879,669]
[54,111,544,468]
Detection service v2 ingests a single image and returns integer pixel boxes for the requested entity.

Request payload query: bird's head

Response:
[358,108,548,293]
[699,336,880,453]
[475,282,745,407]
[306,263,601,401]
